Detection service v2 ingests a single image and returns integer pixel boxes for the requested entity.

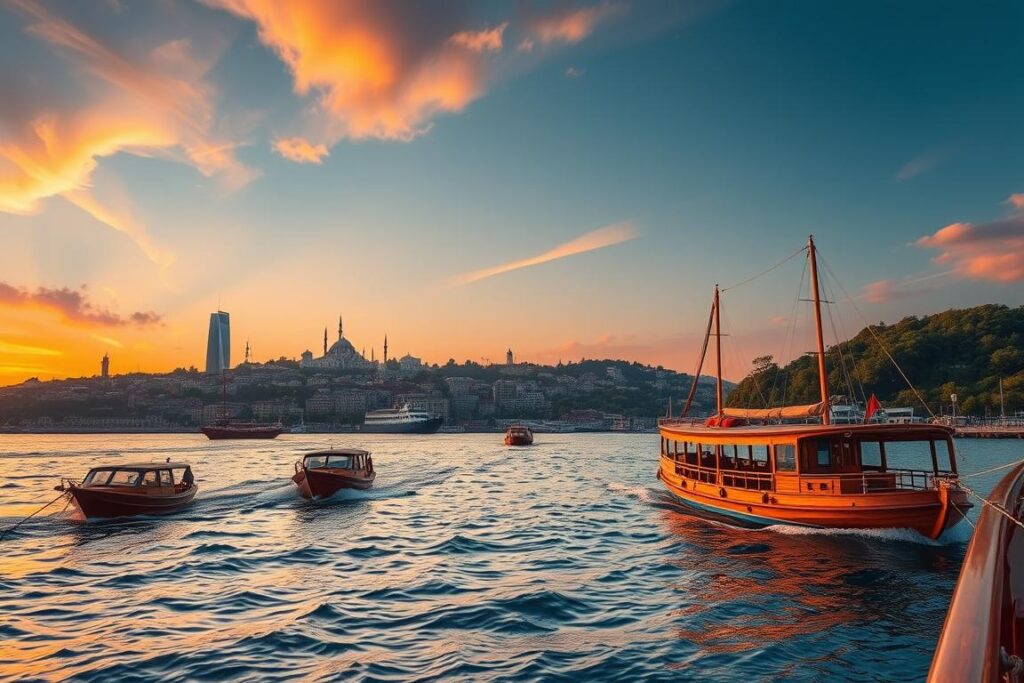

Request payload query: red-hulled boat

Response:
[292,449,375,499]
[929,462,1024,682]
[504,425,534,446]
[201,422,284,440]
[60,463,197,519]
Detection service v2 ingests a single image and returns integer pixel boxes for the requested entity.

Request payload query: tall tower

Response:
[384,334,389,364]
[323,327,328,355]
[338,315,343,341]
[506,348,514,366]
[244,340,251,364]
[101,353,110,379]
[205,310,231,374]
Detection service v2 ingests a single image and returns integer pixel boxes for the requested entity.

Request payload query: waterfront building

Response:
[493,379,519,408]
[205,311,230,374]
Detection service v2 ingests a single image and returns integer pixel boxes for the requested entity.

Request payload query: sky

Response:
[0,0,1021,386]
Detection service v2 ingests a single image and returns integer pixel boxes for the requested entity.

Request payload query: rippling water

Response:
[0,433,1019,681]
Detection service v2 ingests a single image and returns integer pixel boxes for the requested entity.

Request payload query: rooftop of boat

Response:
[304,448,369,457]
[89,462,192,470]
[659,421,953,438]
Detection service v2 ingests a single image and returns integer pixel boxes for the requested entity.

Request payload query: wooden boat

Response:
[59,463,197,519]
[658,236,971,539]
[504,425,534,446]
[201,422,284,440]
[292,449,375,499]
[929,462,1024,682]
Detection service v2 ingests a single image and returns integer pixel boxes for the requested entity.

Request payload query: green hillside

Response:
[725,304,1024,416]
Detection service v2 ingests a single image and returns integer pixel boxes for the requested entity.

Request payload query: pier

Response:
[955,426,1024,439]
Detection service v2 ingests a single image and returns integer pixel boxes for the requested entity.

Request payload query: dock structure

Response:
[955,426,1024,439]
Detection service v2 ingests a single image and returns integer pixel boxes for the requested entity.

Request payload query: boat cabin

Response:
[660,423,957,496]
[81,463,194,492]
[302,449,372,472]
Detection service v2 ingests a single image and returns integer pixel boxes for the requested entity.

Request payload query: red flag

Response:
[864,394,881,423]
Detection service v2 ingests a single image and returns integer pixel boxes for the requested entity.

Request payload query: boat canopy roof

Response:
[89,462,191,470]
[660,422,953,442]
[305,449,369,459]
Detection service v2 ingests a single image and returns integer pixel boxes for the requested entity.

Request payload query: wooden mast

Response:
[714,284,723,417]
[807,235,830,424]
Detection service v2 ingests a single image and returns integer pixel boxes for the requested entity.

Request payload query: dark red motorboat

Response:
[201,422,284,440]
[292,449,375,499]
[59,463,198,519]
[504,425,534,446]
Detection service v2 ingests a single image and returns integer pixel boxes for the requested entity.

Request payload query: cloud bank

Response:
[0,281,162,327]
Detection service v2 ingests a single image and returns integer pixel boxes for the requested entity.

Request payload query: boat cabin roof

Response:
[660,422,953,443]
[304,449,369,459]
[89,462,191,471]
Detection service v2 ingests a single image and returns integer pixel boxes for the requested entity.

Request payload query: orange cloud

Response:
[1008,193,1024,210]
[454,221,638,285]
[0,340,62,357]
[273,136,329,164]
[526,1,625,46]
[207,0,496,142]
[0,281,162,328]
[916,216,1024,283]
[1,0,257,266]
[449,22,508,53]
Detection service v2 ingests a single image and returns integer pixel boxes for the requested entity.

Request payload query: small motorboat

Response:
[59,462,197,519]
[504,425,534,446]
[292,449,375,499]
[929,462,1024,681]
[201,422,284,440]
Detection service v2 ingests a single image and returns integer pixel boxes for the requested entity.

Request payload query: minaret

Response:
[244,340,250,364]
[323,327,328,356]
[384,334,389,364]
[338,315,343,341]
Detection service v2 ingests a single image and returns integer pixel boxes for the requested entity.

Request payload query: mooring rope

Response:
[959,482,1024,533]
[960,459,1024,480]
[0,491,70,541]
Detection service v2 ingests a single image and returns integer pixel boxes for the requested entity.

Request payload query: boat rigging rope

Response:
[816,254,938,421]
[960,459,1024,480]
[0,490,70,541]
[959,481,1024,533]
[721,245,807,293]
[680,298,716,418]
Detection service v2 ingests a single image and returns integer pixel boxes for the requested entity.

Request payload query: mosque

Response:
[300,316,382,371]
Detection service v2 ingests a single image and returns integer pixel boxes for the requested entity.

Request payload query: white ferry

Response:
[360,404,443,434]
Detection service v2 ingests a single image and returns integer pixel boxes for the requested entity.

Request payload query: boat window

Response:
[881,440,936,471]
[815,440,831,467]
[108,470,141,486]
[860,442,883,469]
[328,455,352,468]
[751,444,770,464]
[84,469,113,486]
[143,470,159,486]
[160,470,173,486]
[775,445,796,472]
[306,455,327,468]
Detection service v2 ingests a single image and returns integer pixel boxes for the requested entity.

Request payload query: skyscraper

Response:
[206,311,230,374]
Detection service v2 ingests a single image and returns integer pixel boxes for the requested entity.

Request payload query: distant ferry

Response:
[360,404,443,434]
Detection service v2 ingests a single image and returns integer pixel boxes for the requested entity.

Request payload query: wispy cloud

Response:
[0,340,63,357]
[525,1,625,47]
[453,221,638,286]
[449,22,508,53]
[896,146,952,182]
[91,334,124,348]
[0,281,163,327]
[565,66,585,78]
[0,0,257,268]
[273,136,329,164]
[859,271,953,303]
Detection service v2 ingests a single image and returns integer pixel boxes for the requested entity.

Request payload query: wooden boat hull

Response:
[657,458,969,539]
[504,434,534,446]
[929,462,1024,681]
[68,485,197,519]
[201,425,283,440]
[292,468,375,499]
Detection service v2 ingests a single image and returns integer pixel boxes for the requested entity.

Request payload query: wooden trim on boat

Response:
[929,462,1024,682]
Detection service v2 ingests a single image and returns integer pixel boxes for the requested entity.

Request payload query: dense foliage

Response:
[726,304,1024,416]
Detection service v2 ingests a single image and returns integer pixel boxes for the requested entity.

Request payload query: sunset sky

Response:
[1,0,1021,386]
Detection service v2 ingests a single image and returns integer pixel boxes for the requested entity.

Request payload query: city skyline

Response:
[1,0,1022,387]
